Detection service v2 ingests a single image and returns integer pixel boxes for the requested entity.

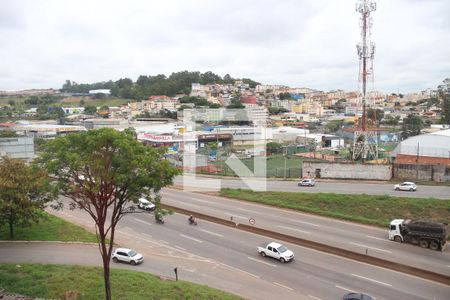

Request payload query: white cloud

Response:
[0,0,448,93]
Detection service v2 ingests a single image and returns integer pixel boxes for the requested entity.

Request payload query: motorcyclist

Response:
[188,215,195,224]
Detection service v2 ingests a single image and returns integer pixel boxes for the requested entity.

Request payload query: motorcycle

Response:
[155,215,165,224]
[188,217,197,226]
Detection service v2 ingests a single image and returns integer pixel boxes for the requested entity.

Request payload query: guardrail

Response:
[162,203,450,285]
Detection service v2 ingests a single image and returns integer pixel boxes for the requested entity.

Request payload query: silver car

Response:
[394,182,417,192]
[112,248,144,265]
[298,178,315,187]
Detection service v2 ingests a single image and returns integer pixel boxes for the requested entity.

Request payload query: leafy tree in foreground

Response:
[0,156,56,239]
[36,128,178,300]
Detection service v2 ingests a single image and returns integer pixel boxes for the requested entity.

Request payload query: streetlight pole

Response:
[284,146,287,179]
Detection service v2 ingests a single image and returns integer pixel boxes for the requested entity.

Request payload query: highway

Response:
[41,199,450,300]
[173,175,450,199]
[161,188,450,277]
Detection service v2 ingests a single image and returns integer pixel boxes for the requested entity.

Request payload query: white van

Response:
[138,198,156,211]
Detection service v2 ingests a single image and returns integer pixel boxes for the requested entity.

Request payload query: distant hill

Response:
[61,71,261,100]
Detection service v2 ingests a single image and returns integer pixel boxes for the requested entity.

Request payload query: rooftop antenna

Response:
[352,0,378,161]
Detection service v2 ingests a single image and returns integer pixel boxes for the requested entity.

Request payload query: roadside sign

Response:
[249,218,255,225]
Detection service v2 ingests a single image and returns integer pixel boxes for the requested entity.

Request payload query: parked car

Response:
[112,248,144,265]
[342,292,374,300]
[298,178,315,187]
[138,198,156,211]
[394,182,417,192]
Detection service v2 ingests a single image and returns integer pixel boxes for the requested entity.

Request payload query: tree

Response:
[401,114,424,139]
[384,114,400,130]
[0,157,56,239]
[36,128,178,300]
[84,105,97,115]
[438,78,450,124]
[325,120,344,133]
[266,142,282,155]
[367,108,384,126]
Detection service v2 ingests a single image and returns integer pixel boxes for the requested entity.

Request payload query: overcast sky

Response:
[1,0,449,93]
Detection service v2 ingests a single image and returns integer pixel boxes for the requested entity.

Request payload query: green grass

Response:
[0,263,243,300]
[0,211,98,243]
[220,188,450,227]
[206,154,315,178]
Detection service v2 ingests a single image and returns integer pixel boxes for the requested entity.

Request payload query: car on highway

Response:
[394,181,417,192]
[112,248,144,265]
[257,242,294,263]
[298,178,315,187]
[342,292,373,300]
[138,198,156,211]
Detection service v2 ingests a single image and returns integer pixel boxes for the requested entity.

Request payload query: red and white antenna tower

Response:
[352,0,378,161]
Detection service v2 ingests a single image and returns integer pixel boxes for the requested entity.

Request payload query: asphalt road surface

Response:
[31,201,450,300]
[173,175,450,199]
[160,188,450,277]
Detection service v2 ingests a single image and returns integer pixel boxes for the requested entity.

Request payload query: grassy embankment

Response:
[0,212,242,299]
[220,188,450,227]
[0,211,98,242]
[0,263,243,300]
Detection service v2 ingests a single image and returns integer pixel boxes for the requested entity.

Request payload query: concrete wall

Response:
[0,136,35,160]
[302,161,392,180]
[393,163,448,182]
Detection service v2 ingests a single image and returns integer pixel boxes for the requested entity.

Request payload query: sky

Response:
[1,0,449,93]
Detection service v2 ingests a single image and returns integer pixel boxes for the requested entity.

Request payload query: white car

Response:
[298,178,315,187]
[394,182,417,192]
[257,242,295,263]
[138,198,156,211]
[112,248,144,265]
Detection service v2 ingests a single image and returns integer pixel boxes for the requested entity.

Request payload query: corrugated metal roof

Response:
[392,133,450,158]
[430,128,450,136]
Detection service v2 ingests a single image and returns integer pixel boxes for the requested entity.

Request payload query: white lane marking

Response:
[288,219,321,227]
[224,212,247,219]
[350,242,391,253]
[141,233,152,239]
[277,225,311,234]
[180,234,203,243]
[247,256,277,267]
[308,295,322,300]
[220,263,260,279]
[351,273,392,287]
[335,285,354,292]
[273,282,293,291]
[366,235,388,241]
[159,240,169,244]
[133,218,152,226]
[200,229,224,237]
[175,245,186,251]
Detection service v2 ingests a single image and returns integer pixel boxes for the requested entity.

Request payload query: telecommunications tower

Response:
[352,0,378,161]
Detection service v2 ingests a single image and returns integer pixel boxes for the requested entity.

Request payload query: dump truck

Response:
[388,219,450,251]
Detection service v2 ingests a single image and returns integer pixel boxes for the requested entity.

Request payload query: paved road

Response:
[32,203,450,300]
[161,188,450,277]
[173,175,450,199]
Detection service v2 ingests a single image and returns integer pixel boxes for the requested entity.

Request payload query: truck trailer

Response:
[389,219,450,251]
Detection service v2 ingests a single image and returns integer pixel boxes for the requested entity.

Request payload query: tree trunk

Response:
[102,254,111,300]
